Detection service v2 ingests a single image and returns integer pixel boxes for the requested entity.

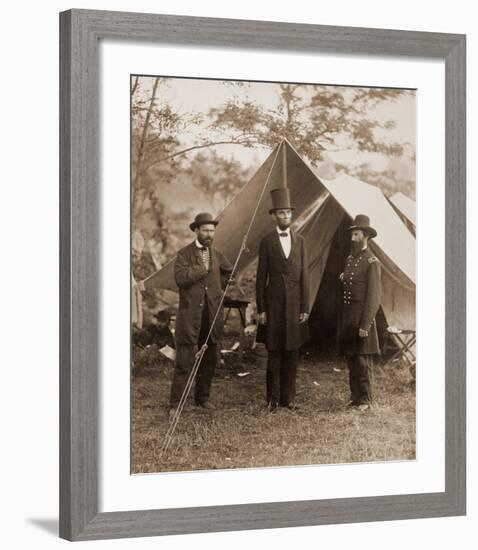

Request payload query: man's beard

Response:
[198,236,213,247]
[350,241,364,255]
[277,221,291,230]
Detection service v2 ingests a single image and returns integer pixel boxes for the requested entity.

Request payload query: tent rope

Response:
[160,143,283,455]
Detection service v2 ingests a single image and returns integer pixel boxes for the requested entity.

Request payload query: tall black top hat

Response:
[347,214,377,239]
[189,212,219,231]
[269,188,295,215]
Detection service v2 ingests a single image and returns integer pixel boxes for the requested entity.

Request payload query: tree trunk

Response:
[133,77,160,219]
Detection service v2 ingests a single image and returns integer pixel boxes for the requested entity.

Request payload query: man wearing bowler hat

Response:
[169,212,233,417]
[339,214,382,411]
[133,309,175,350]
[256,188,310,411]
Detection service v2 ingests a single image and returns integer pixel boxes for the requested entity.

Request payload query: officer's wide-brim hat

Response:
[347,214,378,239]
[268,188,295,215]
[189,212,219,231]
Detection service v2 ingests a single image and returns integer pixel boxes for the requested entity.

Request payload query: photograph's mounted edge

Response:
[59,8,466,541]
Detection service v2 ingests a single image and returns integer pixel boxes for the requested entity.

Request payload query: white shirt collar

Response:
[276,226,291,236]
[195,239,206,249]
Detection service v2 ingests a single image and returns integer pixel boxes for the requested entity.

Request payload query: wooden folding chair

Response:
[386,326,416,368]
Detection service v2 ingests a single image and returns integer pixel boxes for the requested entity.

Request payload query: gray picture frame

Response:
[59,8,466,541]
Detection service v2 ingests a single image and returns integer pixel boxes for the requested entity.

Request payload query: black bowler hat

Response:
[269,188,295,214]
[347,214,377,239]
[189,212,219,231]
[154,309,171,322]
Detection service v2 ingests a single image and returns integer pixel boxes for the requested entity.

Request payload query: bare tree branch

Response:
[131,76,139,97]
[141,138,261,172]
[133,77,160,217]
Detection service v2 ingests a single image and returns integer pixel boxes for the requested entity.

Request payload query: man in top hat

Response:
[256,188,310,411]
[339,214,382,411]
[169,212,233,416]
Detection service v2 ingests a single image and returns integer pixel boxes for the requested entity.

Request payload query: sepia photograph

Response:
[130,74,416,474]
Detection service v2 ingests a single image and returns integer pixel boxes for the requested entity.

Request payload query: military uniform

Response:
[339,216,382,406]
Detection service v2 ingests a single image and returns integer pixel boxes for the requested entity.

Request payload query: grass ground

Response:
[132,343,415,473]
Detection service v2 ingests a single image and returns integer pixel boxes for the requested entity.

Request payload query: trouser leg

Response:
[346,355,360,405]
[279,350,299,406]
[194,341,218,405]
[169,344,196,408]
[266,351,281,406]
[356,354,373,404]
[194,303,218,405]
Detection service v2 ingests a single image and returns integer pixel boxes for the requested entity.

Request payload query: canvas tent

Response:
[389,191,416,236]
[296,172,416,348]
[145,140,323,293]
[145,140,416,348]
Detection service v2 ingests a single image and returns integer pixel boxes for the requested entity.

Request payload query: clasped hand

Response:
[258,312,309,325]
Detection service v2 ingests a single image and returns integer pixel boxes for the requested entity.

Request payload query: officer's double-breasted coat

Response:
[338,246,382,355]
[174,242,233,345]
[256,230,310,351]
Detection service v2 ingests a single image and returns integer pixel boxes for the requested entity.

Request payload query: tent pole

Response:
[282,140,287,188]
[335,216,347,354]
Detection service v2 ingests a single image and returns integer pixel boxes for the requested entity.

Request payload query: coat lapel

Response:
[288,230,297,262]
[190,241,202,262]
[210,247,217,272]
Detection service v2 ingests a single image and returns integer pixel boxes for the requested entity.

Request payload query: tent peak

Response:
[278,136,301,155]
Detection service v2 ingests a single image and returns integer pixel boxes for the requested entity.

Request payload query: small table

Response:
[386,327,416,368]
[223,297,250,329]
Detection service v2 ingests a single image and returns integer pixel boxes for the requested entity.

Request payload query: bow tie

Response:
[279,232,289,237]
[199,246,208,251]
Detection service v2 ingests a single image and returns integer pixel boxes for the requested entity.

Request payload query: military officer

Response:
[256,188,310,411]
[339,214,382,411]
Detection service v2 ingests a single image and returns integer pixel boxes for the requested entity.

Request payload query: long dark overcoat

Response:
[256,230,310,351]
[174,242,233,345]
[339,246,382,355]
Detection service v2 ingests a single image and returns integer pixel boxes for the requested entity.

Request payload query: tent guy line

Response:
[160,143,283,455]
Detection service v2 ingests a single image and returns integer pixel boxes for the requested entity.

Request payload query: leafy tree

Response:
[208,83,411,166]
[131,77,200,273]
[185,151,251,210]
[132,77,191,225]
[347,163,415,199]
